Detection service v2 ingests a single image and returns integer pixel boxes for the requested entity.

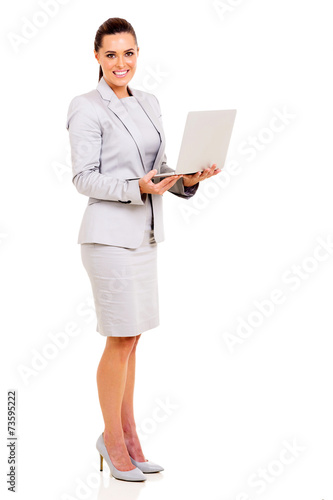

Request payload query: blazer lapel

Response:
[96,78,165,174]
[129,87,166,173]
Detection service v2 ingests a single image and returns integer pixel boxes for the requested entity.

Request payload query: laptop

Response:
[128,109,237,180]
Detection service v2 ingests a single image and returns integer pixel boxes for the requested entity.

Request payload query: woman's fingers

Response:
[200,164,218,179]
[140,172,182,195]
[159,174,182,186]
[141,163,220,193]
[157,175,181,187]
[143,169,157,182]
[139,169,157,193]
[157,175,182,194]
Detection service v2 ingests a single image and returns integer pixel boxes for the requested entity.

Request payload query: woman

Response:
[66,17,221,482]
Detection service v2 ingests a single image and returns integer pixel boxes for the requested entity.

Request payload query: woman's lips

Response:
[113,70,129,78]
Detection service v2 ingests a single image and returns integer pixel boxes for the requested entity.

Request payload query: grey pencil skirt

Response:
[80,229,159,337]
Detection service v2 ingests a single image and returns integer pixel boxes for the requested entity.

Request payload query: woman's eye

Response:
[106,52,134,58]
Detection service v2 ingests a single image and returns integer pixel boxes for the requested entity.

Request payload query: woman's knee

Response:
[133,334,141,348]
[105,335,137,357]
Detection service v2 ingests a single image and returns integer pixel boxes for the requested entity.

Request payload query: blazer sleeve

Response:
[153,96,199,200]
[66,95,145,205]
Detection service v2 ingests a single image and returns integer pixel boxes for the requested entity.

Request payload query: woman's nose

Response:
[116,56,125,68]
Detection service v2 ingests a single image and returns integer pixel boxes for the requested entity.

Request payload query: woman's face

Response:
[94,32,139,95]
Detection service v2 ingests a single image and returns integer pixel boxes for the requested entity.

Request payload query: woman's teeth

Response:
[113,70,129,77]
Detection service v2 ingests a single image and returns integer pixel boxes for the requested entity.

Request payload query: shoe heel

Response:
[96,433,146,481]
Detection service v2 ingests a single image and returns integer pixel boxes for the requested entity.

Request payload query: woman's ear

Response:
[94,50,100,63]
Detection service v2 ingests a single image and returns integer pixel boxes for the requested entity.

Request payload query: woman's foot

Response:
[103,429,137,471]
[123,425,147,462]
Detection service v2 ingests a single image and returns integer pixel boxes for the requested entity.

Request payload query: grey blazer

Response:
[66,77,199,248]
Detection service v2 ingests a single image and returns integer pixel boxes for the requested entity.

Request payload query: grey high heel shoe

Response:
[129,455,164,473]
[96,433,146,482]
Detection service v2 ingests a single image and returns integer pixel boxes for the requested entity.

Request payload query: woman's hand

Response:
[182,164,221,187]
[139,169,183,195]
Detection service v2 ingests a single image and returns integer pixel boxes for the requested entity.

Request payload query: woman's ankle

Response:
[103,426,124,443]
[122,419,137,436]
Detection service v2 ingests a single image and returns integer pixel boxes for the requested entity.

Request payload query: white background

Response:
[1,0,333,499]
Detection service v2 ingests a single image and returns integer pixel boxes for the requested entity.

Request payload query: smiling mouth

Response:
[113,70,129,78]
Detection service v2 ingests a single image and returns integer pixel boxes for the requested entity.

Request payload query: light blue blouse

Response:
[121,96,161,232]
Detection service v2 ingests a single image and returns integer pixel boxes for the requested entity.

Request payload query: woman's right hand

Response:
[139,169,183,195]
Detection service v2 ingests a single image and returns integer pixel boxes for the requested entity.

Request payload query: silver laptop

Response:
[127,109,236,180]
[131,109,236,181]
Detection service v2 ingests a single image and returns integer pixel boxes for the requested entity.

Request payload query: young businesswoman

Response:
[66,17,221,482]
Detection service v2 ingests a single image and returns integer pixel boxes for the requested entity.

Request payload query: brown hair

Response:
[94,17,138,81]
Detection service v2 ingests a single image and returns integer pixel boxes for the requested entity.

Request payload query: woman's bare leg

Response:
[121,334,147,462]
[96,335,138,471]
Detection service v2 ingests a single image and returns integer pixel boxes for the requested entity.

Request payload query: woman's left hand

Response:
[182,164,221,187]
